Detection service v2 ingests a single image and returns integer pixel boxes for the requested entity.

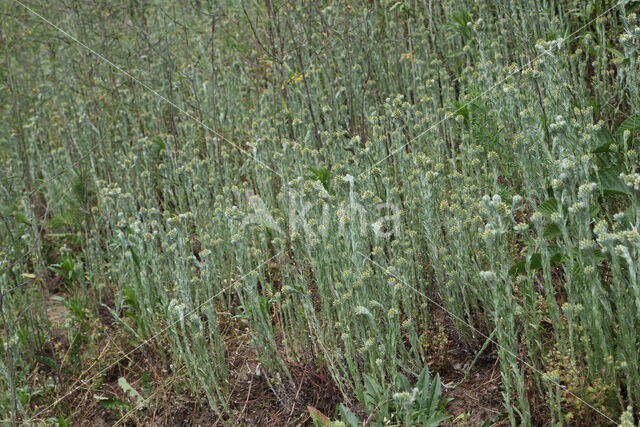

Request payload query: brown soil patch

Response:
[425,307,508,426]
[442,356,507,426]
[46,293,69,344]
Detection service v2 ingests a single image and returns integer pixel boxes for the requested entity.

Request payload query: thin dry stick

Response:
[525,40,552,150]
[286,369,306,423]
[284,12,323,151]
[362,397,392,427]
[233,369,254,427]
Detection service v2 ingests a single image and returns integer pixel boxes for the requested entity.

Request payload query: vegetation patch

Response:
[1,0,640,425]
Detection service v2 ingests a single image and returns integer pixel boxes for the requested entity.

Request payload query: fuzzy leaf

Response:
[339,404,361,427]
[118,377,145,409]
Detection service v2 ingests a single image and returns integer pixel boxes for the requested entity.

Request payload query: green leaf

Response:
[591,128,615,153]
[14,211,31,225]
[118,377,146,409]
[395,371,411,391]
[355,306,374,319]
[52,414,72,427]
[142,370,152,397]
[542,224,562,240]
[597,166,630,196]
[339,404,362,427]
[95,395,130,411]
[480,412,509,427]
[615,115,640,144]
[152,136,165,150]
[535,198,558,219]
[607,47,625,59]
[129,247,141,270]
[308,406,333,426]
[363,374,382,399]
[509,249,563,276]
[306,166,331,191]
[623,205,636,226]
[427,373,443,417]
[35,355,58,371]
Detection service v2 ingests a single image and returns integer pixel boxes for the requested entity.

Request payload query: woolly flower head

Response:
[363,337,375,351]
[619,406,635,427]
[594,220,608,236]
[529,212,544,225]
[550,115,567,132]
[613,212,626,223]
[621,172,640,191]
[514,222,529,234]
[551,179,563,191]
[578,239,594,250]
[313,180,329,198]
[168,299,185,317]
[560,157,575,170]
[371,221,383,237]
[577,182,597,199]
[392,391,415,410]
[550,212,563,223]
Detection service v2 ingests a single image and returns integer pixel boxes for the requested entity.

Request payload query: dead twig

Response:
[233,367,254,427]
[363,398,392,426]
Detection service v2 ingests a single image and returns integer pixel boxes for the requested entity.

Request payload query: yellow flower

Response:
[281,72,304,89]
